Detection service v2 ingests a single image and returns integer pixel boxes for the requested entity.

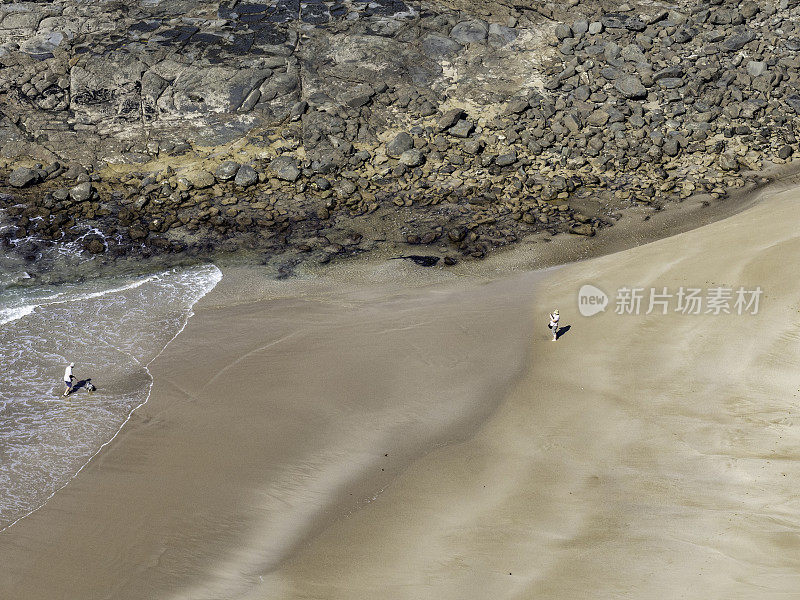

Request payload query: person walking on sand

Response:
[549,309,560,341]
[63,362,75,396]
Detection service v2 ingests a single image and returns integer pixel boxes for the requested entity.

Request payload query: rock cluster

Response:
[1,0,798,270]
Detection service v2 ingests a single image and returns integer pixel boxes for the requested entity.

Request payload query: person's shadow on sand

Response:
[68,378,95,394]
[555,325,571,340]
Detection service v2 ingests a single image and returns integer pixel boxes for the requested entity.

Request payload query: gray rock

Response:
[741,1,760,18]
[191,170,216,189]
[615,75,647,99]
[786,95,800,114]
[488,24,517,47]
[604,42,621,60]
[672,28,693,44]
[621,44,646,63]
[587,109,610,126]
[463,138,485,154]
[555,23,573,40]
[569,223,595,236]
[663,138,680,157]
[9,167,37,188]
[573,20,589,35]
[747,61,767,78]
[601,67,620,80]
[234,165,258,187]
[718,152,739,171]
[387,132,413,157]
[778,145,793,160]
[624,18,647,32]
[399,149,424,167]
[269,156,300,182]
[421,34,461,59]
[658,78,685,89]
[437,108,465,132]
[18,32,64,57]
[63,165,87,181]
[450,20,489,45]
[69,182,93,202]
[495,150,517,167]
[563,113,581,133]
[215,160,240,181]
[290,100,308,121]
[342,84,374,108]
[334,179,357,200]
[503,99,529,115]
[259,72,298,103]
[449,119,474,138]
[722,29,756,52]
[314,176,331,191]
[654,66,684,80]
[589,21,604,34]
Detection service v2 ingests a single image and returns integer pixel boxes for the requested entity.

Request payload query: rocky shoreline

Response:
[1,0,798,275]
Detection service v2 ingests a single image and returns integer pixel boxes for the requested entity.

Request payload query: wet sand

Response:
[3,181,800,598]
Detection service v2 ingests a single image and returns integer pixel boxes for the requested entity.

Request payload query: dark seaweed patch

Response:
[301,3,329,24]
[190,33,223,46]
[129,20,161,33]
[390,255,440,267]
[238,3,270,14]
[218,6,237,19]
[255,25,289,46]
[154,26,199,47]
[227,33,255,54]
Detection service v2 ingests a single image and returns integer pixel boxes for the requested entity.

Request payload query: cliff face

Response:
[0,0,798,272]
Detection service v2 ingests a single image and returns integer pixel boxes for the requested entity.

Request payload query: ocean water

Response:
[0,263,222,530]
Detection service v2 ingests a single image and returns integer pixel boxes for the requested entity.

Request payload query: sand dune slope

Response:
[258,187,800,599]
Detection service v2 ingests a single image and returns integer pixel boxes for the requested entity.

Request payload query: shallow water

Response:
[0,264,221,529]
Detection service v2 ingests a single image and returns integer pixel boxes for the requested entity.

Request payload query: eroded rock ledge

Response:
[0,0,798,272]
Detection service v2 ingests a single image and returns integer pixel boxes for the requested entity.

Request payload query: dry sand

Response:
[3,181,800,599]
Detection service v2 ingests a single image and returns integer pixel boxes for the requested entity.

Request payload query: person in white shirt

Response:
[63,362,75,396]
[548,310,560,341]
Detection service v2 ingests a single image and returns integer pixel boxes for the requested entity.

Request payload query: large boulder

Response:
[190,170,216,189]
[718,152,739,171]
[215,161,240,181]
[421,34,461,59]
[234,165,258,187]
[450,20,489,45]
[269,156,300,182]
[386,132,413,157]
[722,29,756,52]
[615,75,647,99]
[69,182,93,202]
[449,119,474,138]
[399,149,424,167]
[9,167,38,188]
[437,108,465,132]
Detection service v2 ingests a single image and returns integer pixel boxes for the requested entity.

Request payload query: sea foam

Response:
[0,264,222,530]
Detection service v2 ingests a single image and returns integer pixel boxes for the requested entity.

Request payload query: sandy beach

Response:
[3,179,800,598]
